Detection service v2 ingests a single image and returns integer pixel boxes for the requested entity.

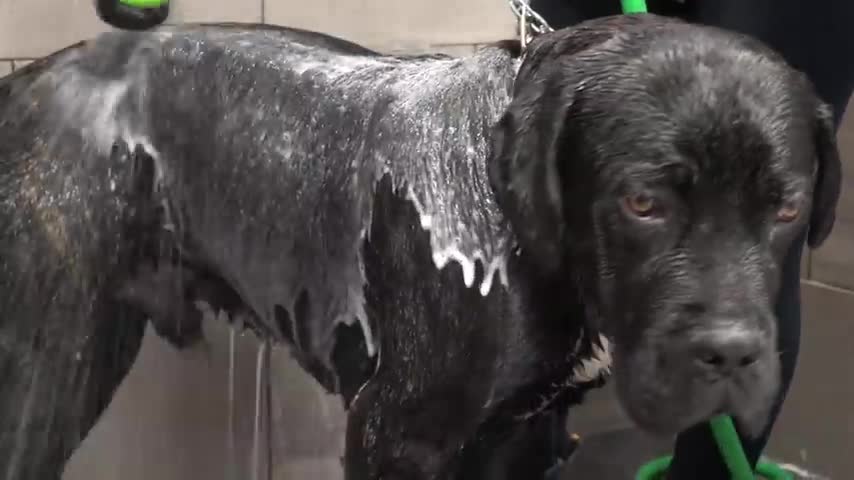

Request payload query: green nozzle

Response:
[621,0,648,13]
[119,0,169,7]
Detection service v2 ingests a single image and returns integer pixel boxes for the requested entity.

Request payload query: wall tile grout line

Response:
[801,278,854,295]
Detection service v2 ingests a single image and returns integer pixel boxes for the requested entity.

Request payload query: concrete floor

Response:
[62,280,853,480]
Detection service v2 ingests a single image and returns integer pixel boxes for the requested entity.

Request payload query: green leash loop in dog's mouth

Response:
[618,2,791,479]
[710,416,755,480]
[635,415,794,480]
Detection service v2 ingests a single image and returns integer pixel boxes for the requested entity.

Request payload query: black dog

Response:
[0,14,840,480]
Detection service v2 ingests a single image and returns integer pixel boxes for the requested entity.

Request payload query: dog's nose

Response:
[691,327,763,375]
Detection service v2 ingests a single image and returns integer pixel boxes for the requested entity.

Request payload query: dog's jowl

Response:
[0,14,841,480]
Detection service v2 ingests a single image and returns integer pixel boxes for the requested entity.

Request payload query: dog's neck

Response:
[486,247,611,421]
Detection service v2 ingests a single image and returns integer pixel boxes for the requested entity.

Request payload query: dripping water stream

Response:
[227,322,237,480]
[265,344,274,480]
[252,340,272,480]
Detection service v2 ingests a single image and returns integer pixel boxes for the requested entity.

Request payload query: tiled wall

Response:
[810,99,854,290]
[0,0,515,61]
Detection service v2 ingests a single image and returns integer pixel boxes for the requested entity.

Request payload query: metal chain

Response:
[507,0,554,48]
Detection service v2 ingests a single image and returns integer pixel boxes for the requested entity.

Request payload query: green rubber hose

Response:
[709,416,755,480]
[621,0,648,14]
[635,455,673,480]
[119,0,168,7]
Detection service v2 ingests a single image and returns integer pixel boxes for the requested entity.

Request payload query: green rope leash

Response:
[618,2,792,478]
[710,416,755,480]
[635,416,794,479]
[118,0,168,7]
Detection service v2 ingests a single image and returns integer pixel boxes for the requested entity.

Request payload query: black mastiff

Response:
[0,14,841,480]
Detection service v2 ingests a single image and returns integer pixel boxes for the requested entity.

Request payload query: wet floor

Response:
[61,280,852,480]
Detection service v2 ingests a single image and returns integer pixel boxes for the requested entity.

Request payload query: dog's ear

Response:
[487,81,573,273]
[488,24,628,271]
[807,102,842,248]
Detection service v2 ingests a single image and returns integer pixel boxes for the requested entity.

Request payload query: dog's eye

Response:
[776,201,801,223]
[622,193,658,218]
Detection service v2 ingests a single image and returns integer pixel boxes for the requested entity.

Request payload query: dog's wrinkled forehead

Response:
[580,34,817,190]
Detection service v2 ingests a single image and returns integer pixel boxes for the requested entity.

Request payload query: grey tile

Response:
[428,44,478,56]
[767,281,854,479]
[265,0,515,53]
[11,59,33,70]
[378,41,441,55]
[167,0,261,24]
[0,0,110,59]
[809,219,854,290]
[0,0,262,60]
[561,428,672,480]
[832,96,854,225]
[808,96,854,288]
[380,43,476,56]
[269,345,346,460]
[568,382,632,436]
[64,320,258,480]
[64,314,345,480]
[801,246,812,280]
[274,458,344,480]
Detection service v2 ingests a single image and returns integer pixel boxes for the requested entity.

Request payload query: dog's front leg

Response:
[344,378,477,480]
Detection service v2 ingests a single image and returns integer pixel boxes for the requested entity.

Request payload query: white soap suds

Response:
[405,186,510,297]
[571,334,613,383]
[516,333,614,421]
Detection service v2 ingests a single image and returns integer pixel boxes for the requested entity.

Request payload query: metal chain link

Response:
[507,0,554,47]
